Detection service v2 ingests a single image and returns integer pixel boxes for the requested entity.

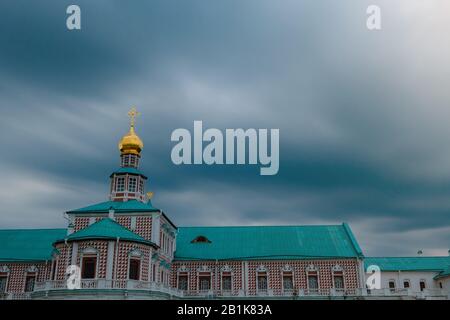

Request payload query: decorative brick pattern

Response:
[0,262,51,293]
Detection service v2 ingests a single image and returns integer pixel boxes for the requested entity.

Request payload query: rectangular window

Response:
[116,177,125,192]
[403,280,410,289]
[139,180,144,193]
[152,265,156,282]
[257,273,268,291]
[81,256,97,279]
[122,155,130,167]
[222,274,232,291]
[0,275,7,293]
[128,177,137,192]
[388,280,396,292]
[129,258,140,280]
[419,280,426,291]
[24,274,36,292]
[308,275,318,290]
[334,275,344,289]
[283,274,293,290]
[199,274,211,291]
[178,274,188,290]
[51,260,57,281]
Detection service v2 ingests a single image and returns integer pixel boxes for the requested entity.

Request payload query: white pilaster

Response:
[70,243,78,266]
[151,213,161,246]
[106,241,115,280]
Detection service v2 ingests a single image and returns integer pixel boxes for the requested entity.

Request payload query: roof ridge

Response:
[367,256,450,259]
[0,228,66,232]
[178,224,344,228]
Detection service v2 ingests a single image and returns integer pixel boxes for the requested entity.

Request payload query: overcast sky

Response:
[1,0,450,256]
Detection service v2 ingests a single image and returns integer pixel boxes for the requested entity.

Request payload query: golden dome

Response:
[118,107,144,155]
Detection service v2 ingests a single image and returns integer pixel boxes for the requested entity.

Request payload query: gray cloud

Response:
[0,1,450,256]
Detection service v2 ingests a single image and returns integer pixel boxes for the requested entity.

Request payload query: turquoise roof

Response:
[435,267,450,280]
[67,200,159,214]
[0,228,66,262]
[174,223,364,261]
[364,257,450,272]
[110,167,147,178]
[58,218,155,246]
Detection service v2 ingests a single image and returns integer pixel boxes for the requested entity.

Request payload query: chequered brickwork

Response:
[73,217,90,232]
[115,216,131,229]
[54,243,71,281]
[170,261,243,295]
[76,240,109,279]
[171,259,359,296]
[114,242,151,281]
[134,216,152,240]
[0,262,51,293]
[247,259,359,295]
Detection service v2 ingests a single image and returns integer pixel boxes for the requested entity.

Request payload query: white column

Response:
[71,243,78,266]
[151,213,161,245]
[106,241,115,280]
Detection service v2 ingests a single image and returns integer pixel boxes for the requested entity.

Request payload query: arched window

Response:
[191,235,211,243]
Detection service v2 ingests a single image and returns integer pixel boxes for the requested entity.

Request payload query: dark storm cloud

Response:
[0,0,450,256]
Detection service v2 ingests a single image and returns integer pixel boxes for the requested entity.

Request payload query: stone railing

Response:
[0,292,32,300]
[34,279,183,297]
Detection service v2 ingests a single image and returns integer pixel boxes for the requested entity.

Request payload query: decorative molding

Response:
[221,264,233,273]
[178,265,189,272]
[128,248,143,258]
[0,265,10,273]
[256,264,267,272]
[332,264,343,272]
[306,263,318,272]
[197,265,212,273]
[27,265,38,273]
[81,247,98,255]
[281,264,292,272]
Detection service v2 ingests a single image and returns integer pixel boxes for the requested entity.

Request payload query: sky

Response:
[0,0,450,256]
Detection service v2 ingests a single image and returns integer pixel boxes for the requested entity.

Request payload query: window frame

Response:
[128,176,138,193]
[178,273,189,291]
[81,255,98,279]
[116,177,125,192]
[24,273,36,293]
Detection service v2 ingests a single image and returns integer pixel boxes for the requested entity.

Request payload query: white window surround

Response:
[403,279,411,288]
[281,271,294,292]
[128,255,142,280]
[80,247,99,280]
[331,265,345,289]
[26,265,39,273]
[388,279,396,287]
[129,177,137,192]
[177,272,189,290]
[256,271,269,292]
[116,177,125,192]
[0,266,10,273]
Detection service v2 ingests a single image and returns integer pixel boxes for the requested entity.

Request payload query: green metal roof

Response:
[57,218,155,246]
[435,267,450,280]
[364,257,450,272]
[110,167,147,179]
[0,228,66,262]
[67,199,159,214]
[174,223,364,261]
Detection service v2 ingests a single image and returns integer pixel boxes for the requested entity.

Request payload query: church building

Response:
[0,109,449,300]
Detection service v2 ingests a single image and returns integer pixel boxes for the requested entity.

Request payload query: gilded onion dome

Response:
[118,107,144,156]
